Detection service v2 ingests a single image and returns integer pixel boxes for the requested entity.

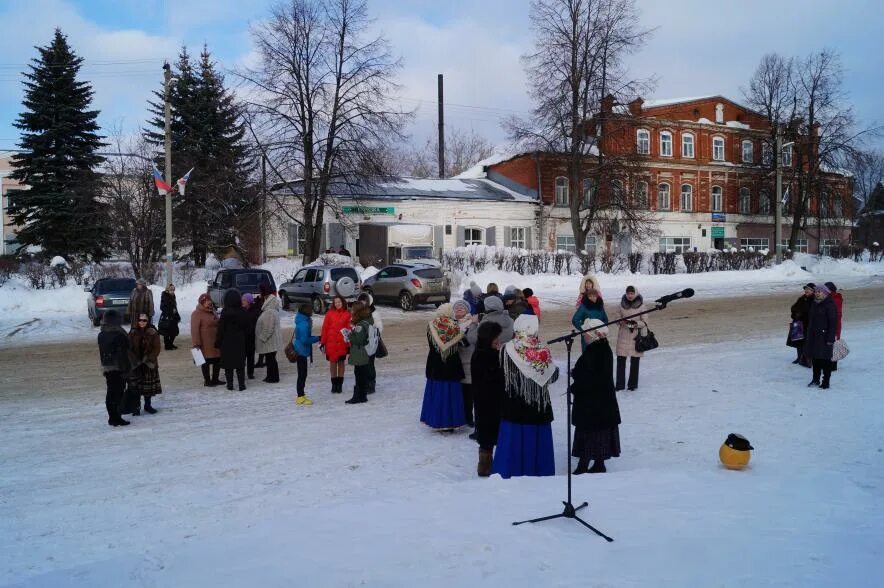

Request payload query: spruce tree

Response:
[8,29,109,261]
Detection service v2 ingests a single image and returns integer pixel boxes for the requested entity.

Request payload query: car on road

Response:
[361,263,450,311]
[86,277,137,326]
[278,265,361,314]
[207,269,276,308]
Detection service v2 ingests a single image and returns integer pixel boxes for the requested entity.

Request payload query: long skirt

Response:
[420,379,465,429]
[572,426,621,461]
[492,419,555,478]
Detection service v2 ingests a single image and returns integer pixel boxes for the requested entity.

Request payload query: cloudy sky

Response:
[0,0,881,153]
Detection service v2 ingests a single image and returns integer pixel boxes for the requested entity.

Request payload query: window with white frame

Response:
[739,187,751,214]
[680,184,693,211]
[659,236,692,253]
[464,227,483,246]
[741,140,754,163]
[711,186,723,212]
[288,223,306,255]
[510,226,527,248]
[759,190,770,215]
[660,131,673,157]
[658,183,671,210]
[762,142,773,166]
[740,238,769,251]
[582,178,595,208]
[782,144,793,167]
[821,239,840,256]
[712,136,725,161]
[555,235,576,252]
[781,239,808,253]
[682,132,695,158]
[636,129,650,154]
[554,176,569,206]
[635,181,649,209]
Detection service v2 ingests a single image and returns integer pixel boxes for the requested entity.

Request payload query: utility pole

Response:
[437,74,445,179]
[163,62,174,286]
[775,129,783,264]
[261,154,267,264]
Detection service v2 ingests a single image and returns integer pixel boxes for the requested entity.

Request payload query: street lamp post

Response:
[163,63,174,287]
[774,130,795,264]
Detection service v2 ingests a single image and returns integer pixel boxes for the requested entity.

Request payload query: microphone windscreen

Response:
[682,288,695,298]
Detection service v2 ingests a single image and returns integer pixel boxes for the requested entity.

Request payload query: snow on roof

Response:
[272,176,537,202]
[820,164,854,177]
[725,121,751,130]
[641,96,717,109]
[452,150,522,180]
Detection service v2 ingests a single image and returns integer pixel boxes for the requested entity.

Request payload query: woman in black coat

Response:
[216,288,250,391]
[242,293,261,379]
[804,285,838,389]
[159,284,181,350]
[788,283,815,366]
[471,321,505,477]
[571,319,621,474]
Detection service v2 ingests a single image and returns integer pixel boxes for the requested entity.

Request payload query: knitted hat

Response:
[815,284,831,295]
[101,309,122,327]
[483,296,504,312]
[824,281,837,292]
[451,300,471,317]
[241,292,254,304]
[469,281,482,297]
[804,283,816,290]
[513,314,539,336]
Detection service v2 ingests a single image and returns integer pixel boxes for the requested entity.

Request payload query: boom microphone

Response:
[655,288,695,306]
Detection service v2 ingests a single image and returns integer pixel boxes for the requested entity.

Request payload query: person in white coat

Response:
[614,285,648,391]
[255,282,281,383]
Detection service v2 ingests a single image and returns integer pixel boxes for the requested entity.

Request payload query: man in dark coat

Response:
[97,310,132,427]
[216,288,250,391]
[804,284,838,389]
[788,283,815,366]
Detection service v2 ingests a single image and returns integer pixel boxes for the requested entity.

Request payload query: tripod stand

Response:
[512,289,693,540]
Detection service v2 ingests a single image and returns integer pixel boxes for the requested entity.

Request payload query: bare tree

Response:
[100,130,165,279]
[405,127,495,178]
[847,150,884,210]
[507,0,656,254]
[238,0,409,262]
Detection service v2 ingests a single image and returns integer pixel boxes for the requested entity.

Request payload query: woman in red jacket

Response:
[321,295,352,394]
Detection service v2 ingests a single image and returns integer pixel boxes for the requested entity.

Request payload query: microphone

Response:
[655,288,695,306]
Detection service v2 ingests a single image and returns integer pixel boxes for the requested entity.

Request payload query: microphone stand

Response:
[512,297,683,540]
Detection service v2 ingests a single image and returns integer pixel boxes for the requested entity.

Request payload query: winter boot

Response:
[477,448,493,477]
[573,456,591,475]
[143,396,157,414]
[108,416,130,427]
[588,460,607,473]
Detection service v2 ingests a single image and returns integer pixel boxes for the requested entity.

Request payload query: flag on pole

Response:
[781,188,790,205]
[152,166,172,195]
[177,167,194,196]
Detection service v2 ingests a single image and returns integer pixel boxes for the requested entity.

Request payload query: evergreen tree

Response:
[8,29,109,261]
[145,46,256,266]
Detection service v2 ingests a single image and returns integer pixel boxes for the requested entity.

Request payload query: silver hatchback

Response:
[362,263,450,311]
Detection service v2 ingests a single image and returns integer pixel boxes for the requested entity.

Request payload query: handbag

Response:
[284,331,299,363]
[832,338,849,361]
[375,336,388,359]
[788,319,804,343]
[634,325,659,353]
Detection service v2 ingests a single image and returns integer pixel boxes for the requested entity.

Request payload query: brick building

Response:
[482,95,853,254]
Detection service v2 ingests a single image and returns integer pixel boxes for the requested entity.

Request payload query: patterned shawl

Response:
[502,315,559,411]
[428,304,463,361]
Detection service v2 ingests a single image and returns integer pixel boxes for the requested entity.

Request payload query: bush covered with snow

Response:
[441,245,580,276]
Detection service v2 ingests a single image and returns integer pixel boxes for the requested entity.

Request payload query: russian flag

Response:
[153,166,172,194]
[177,167,194,195]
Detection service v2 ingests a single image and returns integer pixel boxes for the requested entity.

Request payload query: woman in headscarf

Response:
[420,303,466,431]
[126,312,162,416]
[804,284,838,389]
[158,283,180,350]
[492,315,559,478]
[453,300,479,428]
[127,278,155,324]
[572,275,608,351]
[614,285,648,391]
[571,319,621,474]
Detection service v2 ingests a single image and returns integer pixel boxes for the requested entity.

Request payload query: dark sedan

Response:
[86,278,137,326]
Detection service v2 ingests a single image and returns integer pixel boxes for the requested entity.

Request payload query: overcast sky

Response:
[0,0,881,154]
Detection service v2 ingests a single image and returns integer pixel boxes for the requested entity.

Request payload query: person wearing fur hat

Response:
[158,283,180,350]
[127,278,154,324]
[126,312,162,415]
[825,281,844,371]
[804,284,838,389]
[241,292,261,379]
[571,319,621,474]
[255,283,282,383]
[614,286,648,391]
[97,310,132,426]
[192,294,223,386]
[471,321,505,476]
[788,283,815,367]
[453,300,479,427]
[420,304,467,430]
[574,274,603,307]
[479,295,515,344]
[492,315,560,478]
[216,288,250,391]
[572,277,608,351]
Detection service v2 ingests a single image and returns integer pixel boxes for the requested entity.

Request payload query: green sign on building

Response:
[342,206,395,215]
[711,226,725,238]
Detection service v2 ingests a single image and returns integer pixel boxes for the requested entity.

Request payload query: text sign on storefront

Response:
[711,226,725,238]
[342,206,395,214]
[711,212,726,222]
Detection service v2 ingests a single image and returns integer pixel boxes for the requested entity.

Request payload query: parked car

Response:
[278,265,361,314]
[207,269,276,308]
[362,263,450,311]
[86,277,137,326]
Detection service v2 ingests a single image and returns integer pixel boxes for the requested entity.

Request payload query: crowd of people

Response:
[788,281,845,389]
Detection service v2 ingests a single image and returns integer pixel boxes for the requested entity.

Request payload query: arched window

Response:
[759,189,770,215]
[715,103,725,123]
[636,129,650,154]
[660,131,673,157]
[711,186,723,212]
[680,184,693,211]
[635,181,649,209]
[658,183,671,210]
[712,136,725,161]
[742,140,754,163]
[739,187,751,214]
[555,176,569,206]
[682,132,695,158]
[582,178,595,207]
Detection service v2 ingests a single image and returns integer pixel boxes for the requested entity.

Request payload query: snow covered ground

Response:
[1,254,882,347]
[1,314,882,586]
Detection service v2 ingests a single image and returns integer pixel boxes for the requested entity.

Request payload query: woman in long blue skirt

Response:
[420,304,466,431]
